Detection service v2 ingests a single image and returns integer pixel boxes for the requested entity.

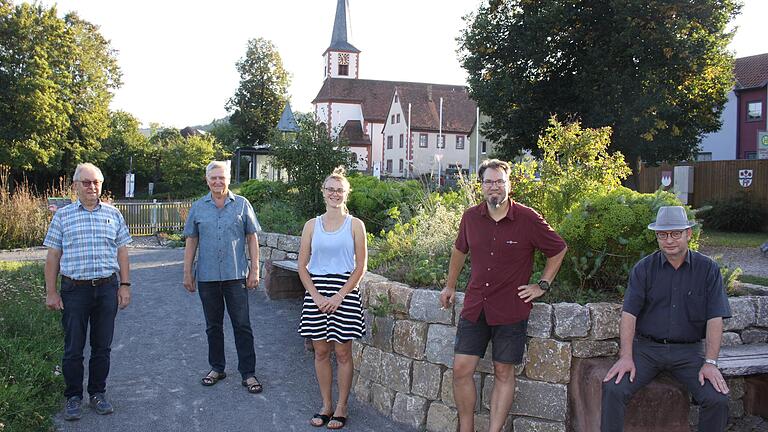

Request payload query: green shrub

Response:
[239,179,293,208]
[0,262,64,432]
[255,200,305,236]
[0,166,62,249]
[347,174,425,235]
[698,192,767,233]
[558,187,696,299]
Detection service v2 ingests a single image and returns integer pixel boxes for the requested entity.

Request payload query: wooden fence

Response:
[114,200,192,236]
[636,160,768,207]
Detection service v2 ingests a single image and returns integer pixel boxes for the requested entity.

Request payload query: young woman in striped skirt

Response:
[297,167,367,430]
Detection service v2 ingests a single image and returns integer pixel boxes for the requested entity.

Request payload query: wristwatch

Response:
[537,279,550,291]
[704,358,718,367]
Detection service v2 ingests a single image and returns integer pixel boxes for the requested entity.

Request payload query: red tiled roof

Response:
[340,120,371,146]
[395,85,476,133]
[313,78,475,131]
[735,53,768,90]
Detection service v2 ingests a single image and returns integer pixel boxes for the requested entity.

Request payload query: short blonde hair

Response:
[205,160,231,179]
[73,163,104,182]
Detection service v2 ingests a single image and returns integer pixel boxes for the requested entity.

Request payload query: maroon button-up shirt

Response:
[455,201,566,325]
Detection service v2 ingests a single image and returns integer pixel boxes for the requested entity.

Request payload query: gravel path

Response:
[0,247,413,432]
[699,246,768,278]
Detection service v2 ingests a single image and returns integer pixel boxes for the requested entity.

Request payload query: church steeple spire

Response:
[327,0,360,53]
[323,0,360,80]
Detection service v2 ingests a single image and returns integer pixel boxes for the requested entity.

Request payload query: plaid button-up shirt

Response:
[43,200,132,280]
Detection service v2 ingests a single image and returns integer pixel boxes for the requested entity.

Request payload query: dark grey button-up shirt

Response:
[183,192,260,282]
[623,250,731,342]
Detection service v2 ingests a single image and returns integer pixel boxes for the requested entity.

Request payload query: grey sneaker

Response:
[89,392,114,415]
[63,396,82,421]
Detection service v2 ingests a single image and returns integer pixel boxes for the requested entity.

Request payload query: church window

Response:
[419,134,428,148]
[456,136,465,150]
[338,53,349,76]
[387,136,393,149]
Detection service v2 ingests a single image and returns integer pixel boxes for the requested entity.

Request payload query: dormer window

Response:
[338,53,349,76]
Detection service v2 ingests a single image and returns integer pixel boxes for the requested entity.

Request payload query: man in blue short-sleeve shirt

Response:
[183,161,263,393]
[601,206,731,432]
[44,163,132,421]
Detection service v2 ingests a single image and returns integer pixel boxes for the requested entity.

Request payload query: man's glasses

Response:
[323,187,346,195]
[481,179,507,188]
[655,230,684,240]
[78,180,102,187]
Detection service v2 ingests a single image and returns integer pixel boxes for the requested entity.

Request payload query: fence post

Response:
[151,199,158,234]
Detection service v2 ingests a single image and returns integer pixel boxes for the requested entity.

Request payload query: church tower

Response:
[323,0,360,80]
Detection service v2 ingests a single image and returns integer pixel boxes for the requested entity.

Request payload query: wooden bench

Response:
[263,260,305,300]
[569,343,768,431]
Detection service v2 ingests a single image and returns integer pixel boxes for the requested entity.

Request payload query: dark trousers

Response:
[601,338,729,432]
[198,279,255,380]
[60,277,118,399]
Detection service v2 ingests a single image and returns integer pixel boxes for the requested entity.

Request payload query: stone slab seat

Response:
[263,260,304,300]
[570,357,691,432]
[718,343,768,377]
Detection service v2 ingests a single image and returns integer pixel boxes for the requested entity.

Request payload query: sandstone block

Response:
[371,315,395,352]
[513,417,566,432]
[411,360,442,399]
[371,382,395,416]
[410,288,453,324]
[354,376,372,403]
[426,401,458,432]
[741,328,768,344]
[723,297,756,331]
[528,303,553,338]
[524,338,572,383]
[587,302,622,340]
[380,351,412,392]
[392,392,428,430]
[755,296,768,327]
[553,303,590,338]
[276,234,301,253]
[572,340,619,358]
[388,282,413,316]
[425,324,456,367]
[721,331,743,346]
[393,320,428,359]
[359,346,382,382]
[511,378,568,421]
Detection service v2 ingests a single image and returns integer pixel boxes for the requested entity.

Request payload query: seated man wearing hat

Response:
[601,206,731,432]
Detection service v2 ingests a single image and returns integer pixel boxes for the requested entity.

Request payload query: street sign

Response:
[758,132,768,159]
[125,173,135,198]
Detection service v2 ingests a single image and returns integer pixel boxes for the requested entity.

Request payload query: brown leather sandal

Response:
[201,370,226,386]
[242,376,263,394]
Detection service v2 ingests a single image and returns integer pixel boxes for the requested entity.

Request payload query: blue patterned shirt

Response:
[43,200,132,280]
[183,192,260,282]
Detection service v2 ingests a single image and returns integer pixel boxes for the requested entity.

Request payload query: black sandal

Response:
[242,376,263,394]
[327,416,347,430]
[201,370,226,386]
[310,413,331,427]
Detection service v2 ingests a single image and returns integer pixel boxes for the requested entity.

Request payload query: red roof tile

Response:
[313,78,475,132]
[735,53,768,90]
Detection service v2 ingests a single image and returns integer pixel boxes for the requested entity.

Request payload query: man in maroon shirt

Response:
[440,159,567,432]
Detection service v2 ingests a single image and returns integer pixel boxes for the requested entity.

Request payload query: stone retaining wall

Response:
[254,231,768,431]
[352,273,768,432]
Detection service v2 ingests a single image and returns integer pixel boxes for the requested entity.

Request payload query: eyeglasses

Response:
[481,179,507,187]
[323,187,346,195]
[655,230,685,240]
[78,180,102,187]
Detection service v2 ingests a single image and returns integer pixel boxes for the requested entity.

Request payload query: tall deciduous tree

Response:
[270,114,354,215]
[0,1,121,182]
[459,0,740,171]
[227,38,290,146]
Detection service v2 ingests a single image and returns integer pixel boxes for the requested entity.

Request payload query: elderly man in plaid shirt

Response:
[44,163,132,421]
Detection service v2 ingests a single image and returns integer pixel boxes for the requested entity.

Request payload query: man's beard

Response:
[488,196,503,208]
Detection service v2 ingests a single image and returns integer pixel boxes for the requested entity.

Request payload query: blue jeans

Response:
[60,276,118,399]
[197,279,255,379]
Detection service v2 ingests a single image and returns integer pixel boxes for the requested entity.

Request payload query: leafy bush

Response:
[558,187,695,298]
[239,179,292,208]
[255,200,305,236]
[347,174,425,235]
[698,192,767,233]
[0,262,64,431]
[510,119,631,228]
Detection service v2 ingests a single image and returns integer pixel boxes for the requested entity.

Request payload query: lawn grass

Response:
[740,274,768,287]
[699,230,767,248]
[0,262,64,432]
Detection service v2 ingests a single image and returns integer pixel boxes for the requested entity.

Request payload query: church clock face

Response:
[339,53,350,65]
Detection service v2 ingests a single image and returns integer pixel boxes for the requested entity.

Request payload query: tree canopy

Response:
[269,114,354,215]
[459,0,740,169]
[227,38,290,147]
[0,1,121,182]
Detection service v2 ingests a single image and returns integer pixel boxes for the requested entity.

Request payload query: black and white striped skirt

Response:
[298,273,366,343]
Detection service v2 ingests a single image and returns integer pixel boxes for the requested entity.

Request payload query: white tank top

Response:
[306,214,356,275]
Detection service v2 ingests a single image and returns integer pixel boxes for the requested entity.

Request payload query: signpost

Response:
[758,132,768,159]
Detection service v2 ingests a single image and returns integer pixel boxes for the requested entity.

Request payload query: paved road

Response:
[5,248,413,432]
